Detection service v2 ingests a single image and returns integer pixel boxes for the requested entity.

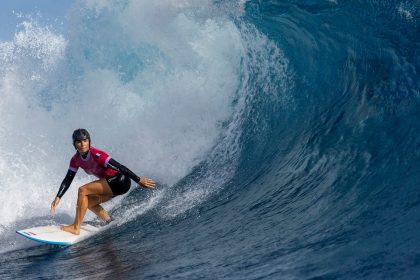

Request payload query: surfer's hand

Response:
[139,177,156,189]
[50,197,60,214]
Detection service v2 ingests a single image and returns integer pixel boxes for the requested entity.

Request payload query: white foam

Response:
[0,0,242,231]
[0,1,292,250]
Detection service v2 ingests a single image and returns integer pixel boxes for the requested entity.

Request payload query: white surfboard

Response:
[16,224,100,246]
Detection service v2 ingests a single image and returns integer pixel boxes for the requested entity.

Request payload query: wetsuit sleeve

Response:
[107,158,141,183]
[56,170,76,198]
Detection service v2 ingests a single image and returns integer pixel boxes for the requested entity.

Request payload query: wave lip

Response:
[0,0,292,257]
[3,0,419,279]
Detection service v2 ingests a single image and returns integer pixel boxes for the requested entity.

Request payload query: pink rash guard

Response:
[69,146,117,179]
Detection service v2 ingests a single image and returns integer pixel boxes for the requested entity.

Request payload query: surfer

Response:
[50,128,156,235]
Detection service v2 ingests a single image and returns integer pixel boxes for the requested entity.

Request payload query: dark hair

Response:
[72,128,91,147]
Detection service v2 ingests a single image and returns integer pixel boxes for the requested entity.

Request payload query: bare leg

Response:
[88,195,112,221]
[62,179,113,235]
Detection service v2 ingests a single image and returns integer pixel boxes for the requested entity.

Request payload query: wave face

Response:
[0,0,418,279]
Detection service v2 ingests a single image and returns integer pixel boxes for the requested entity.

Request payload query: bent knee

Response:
[78,187,89,196]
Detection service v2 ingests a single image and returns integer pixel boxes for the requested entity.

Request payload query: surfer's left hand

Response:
[139,177,156,189]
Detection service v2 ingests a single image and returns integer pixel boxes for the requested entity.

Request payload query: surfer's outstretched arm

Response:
[50,170,76,213]
[107,158,156,189]
[57,170,77,198]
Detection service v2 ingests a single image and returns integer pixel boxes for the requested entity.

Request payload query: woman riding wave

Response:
[50,128,155,235]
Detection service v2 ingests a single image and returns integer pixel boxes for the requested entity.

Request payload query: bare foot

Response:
[61,224,80,235]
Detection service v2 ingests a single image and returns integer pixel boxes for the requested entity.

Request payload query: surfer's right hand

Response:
[50,197,61,214]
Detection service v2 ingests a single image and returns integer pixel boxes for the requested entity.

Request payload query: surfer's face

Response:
[75,138,90,154]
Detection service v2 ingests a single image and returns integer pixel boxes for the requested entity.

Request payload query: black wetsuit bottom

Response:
[106,172,131,196]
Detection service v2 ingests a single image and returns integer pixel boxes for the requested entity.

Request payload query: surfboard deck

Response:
[16,224,100,246]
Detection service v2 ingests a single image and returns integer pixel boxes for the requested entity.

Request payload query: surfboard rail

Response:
[16,224,101,246]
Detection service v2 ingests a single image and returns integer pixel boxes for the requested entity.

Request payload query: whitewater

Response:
[0,0,419,279]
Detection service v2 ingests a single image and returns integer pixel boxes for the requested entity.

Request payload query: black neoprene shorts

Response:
[106,172,131,196]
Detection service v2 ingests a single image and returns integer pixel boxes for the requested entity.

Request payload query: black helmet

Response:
[72,128,91,147]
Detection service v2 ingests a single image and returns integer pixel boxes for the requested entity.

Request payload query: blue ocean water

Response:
[0,0,419,279]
